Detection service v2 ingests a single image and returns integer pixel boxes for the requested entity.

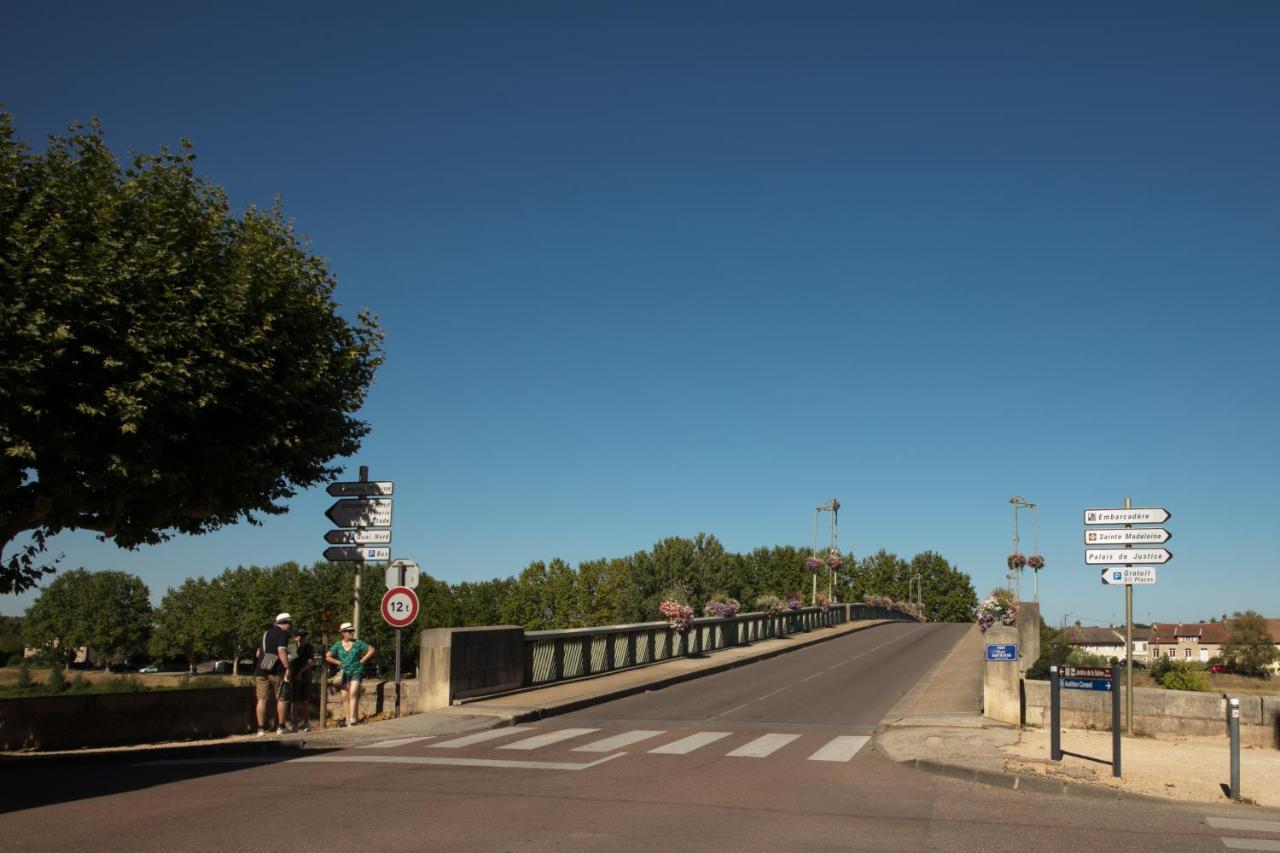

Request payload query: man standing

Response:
[289,628,315,733]
[255,613,293,736]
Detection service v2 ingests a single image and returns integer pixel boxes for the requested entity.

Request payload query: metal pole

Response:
[318,629,327,729]
[353,465,369,638]
[1112,675,1122,777]
[1124,496,1133,736]
[1050,666,1061,761]
[1229,697,1241,800]
[395,628,402,718]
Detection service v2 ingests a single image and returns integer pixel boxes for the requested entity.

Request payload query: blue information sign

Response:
[985,644,1018,662]
[1061,677,1112,692]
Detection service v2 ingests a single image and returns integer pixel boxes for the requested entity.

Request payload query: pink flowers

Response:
[825,552,844,571]
[659,600,694,634]
[1027,555,1045,570]
[1007,552,1027,570]
[804,556,825,573]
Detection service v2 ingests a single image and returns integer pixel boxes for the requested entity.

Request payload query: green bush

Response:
[1159,660,1212,692]
[68,673,92,692]
[15,658,33,689]
[1149,656,1174,681]
[47,660,66,692]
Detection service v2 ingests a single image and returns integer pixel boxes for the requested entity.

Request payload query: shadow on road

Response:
[0,743,339,814]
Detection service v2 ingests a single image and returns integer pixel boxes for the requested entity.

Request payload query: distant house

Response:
[1061,624,1126,660]
[1140,616,1280,670]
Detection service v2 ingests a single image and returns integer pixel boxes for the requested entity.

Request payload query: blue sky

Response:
[3,3,1277,626]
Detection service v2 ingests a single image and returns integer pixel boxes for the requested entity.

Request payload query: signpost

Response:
[1084,528,1170,545]
[1101,567,1157,585]
[325,529,392,545]
[325,498,393,529]
[327,481,394,497]
[1084,507,1170,525]
[382,580,420,718]
[322,468,394,639]
[1050,665,1121,776]
[323,546,391,562]
[985,644,1018,662]
[1086,498,1171,737]
[1085,548,1172,564]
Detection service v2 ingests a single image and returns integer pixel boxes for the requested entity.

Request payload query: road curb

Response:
[504,620,901,724]
[902,756,1197,806]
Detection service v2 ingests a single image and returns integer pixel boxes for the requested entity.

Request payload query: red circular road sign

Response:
[381,586,420,628]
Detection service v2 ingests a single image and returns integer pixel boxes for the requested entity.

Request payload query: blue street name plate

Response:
[1062,677,1113,692]
[985,644,1018,662]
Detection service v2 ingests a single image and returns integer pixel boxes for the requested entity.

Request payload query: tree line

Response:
[16,533,978,673]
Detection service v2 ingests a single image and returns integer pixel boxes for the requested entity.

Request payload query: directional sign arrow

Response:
[1084,528,1170,545]
[323,546,391,562]
[1083,507,1170,525]
[325,529,392,546]
[327,481,394,497]
[1085,548,1172,565]
[325,498,393,529]
[1101,567,1158,585]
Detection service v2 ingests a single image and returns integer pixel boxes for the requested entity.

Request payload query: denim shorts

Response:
[342,672,363,686]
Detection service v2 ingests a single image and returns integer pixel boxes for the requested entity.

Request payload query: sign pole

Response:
[1124,496,1133,736]
[1112,670,1122,777]
[352,465,369,638]
[394,560,406,718]
[1050,666,1061,761]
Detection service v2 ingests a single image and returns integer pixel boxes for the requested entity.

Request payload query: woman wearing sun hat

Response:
[325,623,375,727]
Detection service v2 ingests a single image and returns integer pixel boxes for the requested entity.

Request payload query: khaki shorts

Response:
[255,673,282,702]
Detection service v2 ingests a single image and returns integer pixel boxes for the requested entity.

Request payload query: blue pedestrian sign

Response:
[1062,677,1113,692]
[985,644,1018,662]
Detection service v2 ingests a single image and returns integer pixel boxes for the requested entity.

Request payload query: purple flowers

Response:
[1027,555,1045,570]
[825,552,844,571]
[703,597,741,618]
[804,556,825,573]
[1007,552,1027,570]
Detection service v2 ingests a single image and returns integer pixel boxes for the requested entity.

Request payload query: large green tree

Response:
[1222,610,1279,676]
[907,551,978,622]
[150,577,217,672]
[22,568,151,662]
[0,111,383,593]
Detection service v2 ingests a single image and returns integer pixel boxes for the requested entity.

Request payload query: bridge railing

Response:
[521,603,917,688]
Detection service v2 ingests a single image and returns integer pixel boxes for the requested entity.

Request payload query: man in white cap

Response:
[255,612,293,736]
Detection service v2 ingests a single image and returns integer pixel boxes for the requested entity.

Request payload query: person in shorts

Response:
[255,613,293,736]
[289,628,315,732]
[325,622,374,727]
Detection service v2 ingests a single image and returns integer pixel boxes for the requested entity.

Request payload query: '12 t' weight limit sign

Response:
[381,587,420,629]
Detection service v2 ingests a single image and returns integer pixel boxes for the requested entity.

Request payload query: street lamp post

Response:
[1009,496,1039,603]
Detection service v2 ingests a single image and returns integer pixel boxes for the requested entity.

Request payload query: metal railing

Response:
[522,603,920,687]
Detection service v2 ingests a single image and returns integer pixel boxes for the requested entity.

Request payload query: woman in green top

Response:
[325,622,375,727]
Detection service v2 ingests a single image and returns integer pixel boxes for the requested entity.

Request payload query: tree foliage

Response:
[22,568,151,662]
[0,109,383,593]
[1222,610,1279,676]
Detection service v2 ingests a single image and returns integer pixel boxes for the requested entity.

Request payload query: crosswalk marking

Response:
[430,728,529,749]
[357,736,434,749]
[806,735,869,762]
[499,728,600,750]
[573,730,666,752]
[726,733,801,758]
[1220,840,1280,851]
[648,732,733,755]
[1209,819,1280,834]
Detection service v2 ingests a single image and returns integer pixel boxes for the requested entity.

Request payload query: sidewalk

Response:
[1,617,894,760]
[872,623,1280,809]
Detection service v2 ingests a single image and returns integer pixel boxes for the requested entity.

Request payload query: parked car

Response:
[1115,659,1147,671]
[211,660,234,674]
[1210,663,1236,674]
[138,664,160,673]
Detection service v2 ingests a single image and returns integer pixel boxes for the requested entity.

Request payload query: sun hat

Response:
[275,612,293,624]
[339,622,355,632]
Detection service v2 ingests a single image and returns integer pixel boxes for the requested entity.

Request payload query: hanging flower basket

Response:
[659,600,694,634]
[785,596,803,611]
[1007,552,1027,570]
[825,551,844,571]
[976,592,1018,634]
[755,595,784,619]
[804,556,825,573]
[1027,555,1045,570]
[702,597,740,618]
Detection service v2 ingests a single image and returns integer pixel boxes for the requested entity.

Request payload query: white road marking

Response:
[756,687,788,701]
[573,730,666,752]
[1208,818,1280,833]
[800,672,823,682]
[430,728,529,749]
[356,736,434,749]
[498,728,600,750]
[648,732,733,754]
[293,752,627,771]
[726,733,801,758]
[806,735,869,762]
[1220,840,1280,851]
[712,703,750,718]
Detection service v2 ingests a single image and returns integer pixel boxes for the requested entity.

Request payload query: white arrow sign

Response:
[327,480,394,497]
[1083,507,1170,525]
[1101,567,1157,585]
[325,529,392,545]
[1084,528,1171,545]
[1085,548,1172,565]
[326,498,393,528]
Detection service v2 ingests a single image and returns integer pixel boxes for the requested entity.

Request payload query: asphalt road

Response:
[0,621,1272,852]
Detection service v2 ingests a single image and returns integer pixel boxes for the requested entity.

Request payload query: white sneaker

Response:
[256,728,266,737]
[275,726,286,735]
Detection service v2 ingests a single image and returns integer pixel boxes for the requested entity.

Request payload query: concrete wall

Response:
[1016,601,1040,674]
[418,626,524,710]
[983,626,1022,725]
[1023,679,1279,749]
[0,687,256,751]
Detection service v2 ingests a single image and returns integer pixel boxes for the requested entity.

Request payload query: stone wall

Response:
[1023,679,1278,748]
